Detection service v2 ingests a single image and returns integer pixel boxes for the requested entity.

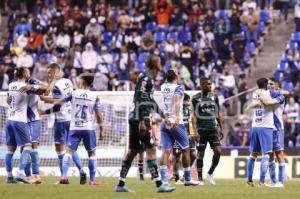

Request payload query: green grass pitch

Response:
[1,177,300,199]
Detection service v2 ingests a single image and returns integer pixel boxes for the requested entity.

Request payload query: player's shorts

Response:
[128,119,155,151]
[67,130,96,151]
[29,120,41,143]
[273,130,284,152]
[6,120,31,147]
[249,127,273,154]
[54,121,70,144]
[173,137,197,156]
[197,129,221,151]
[160,123,189,150]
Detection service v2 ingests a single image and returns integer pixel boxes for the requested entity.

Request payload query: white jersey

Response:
[69,89,102,131]
[251,90,275,129]
[161,82,185,124]
[27,79,41,122]
[270,90,285,131]
[52,78,73,122]
[7,81,29,123]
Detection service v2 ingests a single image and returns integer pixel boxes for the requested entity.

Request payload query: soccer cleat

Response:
[156,184,176,193]
[80,172,87,185]
[265,182,284,188]
[89,181,100,186]
[198,180,205,186]
[115,185,135,193]
[59,177,70,184]
[246,181,255,187]
[6,176,17,184]
[184,180,200,186]
[15,173,31,184]
[207,173,216,185]
[31,176,42,184]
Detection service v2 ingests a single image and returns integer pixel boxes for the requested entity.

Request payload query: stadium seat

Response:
[164,62,171,71]
[145,21,157,32]
[137,62,146,72]
[287,41,298,51]
[167,31,178,41]
[273,70,283,81]
[277,61,288,71]
[258,22,265,35]
[218,10,229,20]
[178,31,192,43]
[259,10,270,23]
[158,43,165,53]
[246,42,256,55]
[102,32,113,44]
[282,81,294,92]
[240,24,248,32]
[154,31,167,43]
[291,32,300,42]
[138,52,149,62]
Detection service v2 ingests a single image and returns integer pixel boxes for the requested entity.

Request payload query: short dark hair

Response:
[257,78,268,89]
[184,93,190,101]
[269,77,279,84]
[200,77,210,85]
[14,67,27,79]
[165,69,177,82]
[80,73,94,87]
[47,63,60,70]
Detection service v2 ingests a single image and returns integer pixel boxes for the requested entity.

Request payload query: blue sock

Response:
[25,162,31,177]
[62,154,73,177]
[184,167,191,182]
[278,163,285,183]
[72,152,83,173]
[247,157,256,182]
[57,152,65,176]
[269,162,276,183]
[159,165,168,184]
[88,157,96,182]
[31,150,39,175]
[5,152,14,177]
[19,148,31,171]
[260,155,270,183]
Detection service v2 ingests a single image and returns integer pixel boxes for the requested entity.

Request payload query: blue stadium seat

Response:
[167,31,178,41]
[277,61,288,71]
[258,22,265,35]
[291,32,300,42]
[259,10,270,23]
[138,52,149,62]
[102,32,113,44]
[287,41,298,51]
[218,10,229,20]
[273,70,283,81]
[164,62,171,71]
[156,26,169,33]
[137,62,146,72]
[145,21,157,32]
[158,43,165,53]
[240,24,247,32]
[154,31,166,43]
[246,42,256,55]
[282,81,294,92]
[178,31,192,42]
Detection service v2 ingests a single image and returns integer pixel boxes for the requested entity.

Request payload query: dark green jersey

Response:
[191,91,220,131]
[129,71,162,121]
[183,105,191,134]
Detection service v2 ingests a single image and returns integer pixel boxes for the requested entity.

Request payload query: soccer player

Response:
[246,78,285,186]
[160,70,199,186]
[43,63,86,183]
[40,73,103,185]
[172,93,197,184]
[267,77,286,187]
[5,67,38,184]
[192,77,223,185]
[115,55,175,193]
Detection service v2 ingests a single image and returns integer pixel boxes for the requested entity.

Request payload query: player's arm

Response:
[173,86,184,128]
[39,96,71,115]
[94,96,104,140]
[215,95,224,140]
[258,91,283,106]
[6,93,12,105]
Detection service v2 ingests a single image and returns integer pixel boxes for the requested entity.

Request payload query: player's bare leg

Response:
[207,146,221,185]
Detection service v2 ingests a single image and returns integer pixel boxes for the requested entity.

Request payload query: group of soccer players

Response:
[4,54,287,191]
[247,77,287,188]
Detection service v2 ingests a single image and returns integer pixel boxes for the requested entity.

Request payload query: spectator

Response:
[72,43,83,74]
[229,8,242,35]
[284,97,300,146]
[81,31,98,50]
[84,18,104,39]
[170,4,186,28]
[237,74,248,114]
[27,30,44,53]
[118,9,131,29]
[217,37,231,62]
[98,46,113,74]
[81,42,98,72]
[0,37,10,59]
[185,1,204,28]
[56,29,71,51]
[14,15,32,36]
[214,17,230,47]
[15,49,34,69]
[242,0,257,15]
[112,27,126,53]
[165,38,179,60]
[16,32,28,49]
[241,7,259,45]
[279,0,289,22]
[153,0,174,26]
[227,123,244,146]
[32,55,48,82]
[140,30,156,52]
[93,71,109,91]
[69,68,80,89]
[295,1,300,32]
[0,65,9,90]
[43,29,56,52]
[220,67,236,96]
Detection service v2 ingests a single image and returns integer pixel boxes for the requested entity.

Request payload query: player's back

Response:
[161,82,184,124]
[53,78,73,122]
[251,90,274,129]
[8,81,29,123]
[70,89,101,131]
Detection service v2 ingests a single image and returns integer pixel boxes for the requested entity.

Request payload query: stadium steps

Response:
[0,14,8,37]
[248,17,294,87]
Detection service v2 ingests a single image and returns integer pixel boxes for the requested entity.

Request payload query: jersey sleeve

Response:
[275,95,285,105]
[174,85,184,97]
[64,95,72,102]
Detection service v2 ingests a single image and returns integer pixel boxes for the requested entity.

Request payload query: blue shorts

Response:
[273,130,284,152]
[249,127,273,154]
[67,130,96,151]
[54,121,70,144]
[6,120,31,147]
[160,123,189,150]
[29,120,41,143]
